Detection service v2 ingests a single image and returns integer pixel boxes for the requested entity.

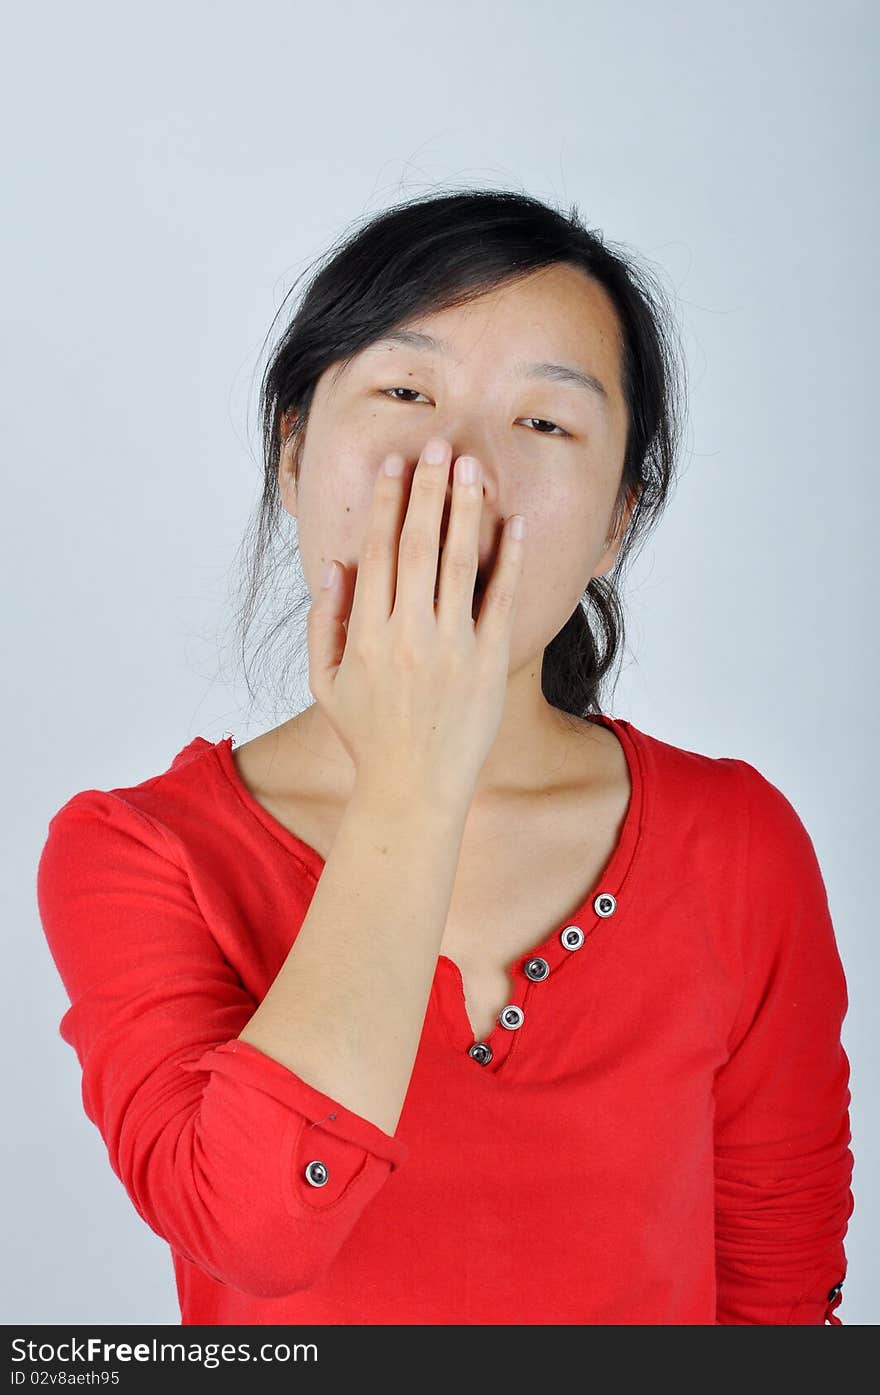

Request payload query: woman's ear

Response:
[593,483,641,579]
[278,412,299,518]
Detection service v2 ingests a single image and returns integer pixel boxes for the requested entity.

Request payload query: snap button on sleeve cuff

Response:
[825,1281,844,1323]
[284,1114,387,1216]
[304,1160,329,1188]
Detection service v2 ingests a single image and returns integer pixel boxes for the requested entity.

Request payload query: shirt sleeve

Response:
[36,790,409,1300]
[713,760,854,1325]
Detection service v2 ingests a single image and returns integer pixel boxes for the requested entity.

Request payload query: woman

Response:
[37,188,853,1325]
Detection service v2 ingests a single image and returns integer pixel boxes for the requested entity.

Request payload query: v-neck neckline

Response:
[206,712,648,1074]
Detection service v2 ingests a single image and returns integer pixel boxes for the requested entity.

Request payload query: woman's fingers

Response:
[306,556,350,699]
[475,512,527,638]
[330,435,526,669]
[393,437,452,617]
[435,454,483,629]
[346,449,411,639]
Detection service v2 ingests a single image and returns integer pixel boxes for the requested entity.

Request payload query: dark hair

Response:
[222,186,688,729]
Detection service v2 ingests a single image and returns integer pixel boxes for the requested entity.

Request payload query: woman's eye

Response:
[380,388,569,438]
[382,387,430,404]
[520,417,568,437]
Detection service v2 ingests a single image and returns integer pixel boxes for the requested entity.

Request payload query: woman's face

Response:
[280,263,634,671]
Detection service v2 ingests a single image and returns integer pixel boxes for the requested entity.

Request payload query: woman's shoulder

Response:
[40,732,233,866]
[617,716,824,860]
[622,716,787,797]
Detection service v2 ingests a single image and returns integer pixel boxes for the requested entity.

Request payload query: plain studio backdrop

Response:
[3,0,875,1326]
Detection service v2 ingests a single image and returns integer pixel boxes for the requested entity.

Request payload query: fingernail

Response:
[510,515,527,540]
[457,455,478,485]
[424,438,448,465]
[320,560,336,588]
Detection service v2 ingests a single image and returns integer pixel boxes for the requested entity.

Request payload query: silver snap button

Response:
[499,1004,525,1030]
[304,1159,329,1187]
[594,892,617,917]
[524,956,550,981]
[560,924,585,951]
[468,1041,493,1065]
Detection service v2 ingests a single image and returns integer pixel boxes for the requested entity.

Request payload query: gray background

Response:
[4,0,875,1325]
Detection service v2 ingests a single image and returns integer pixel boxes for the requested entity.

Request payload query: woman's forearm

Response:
[238,779,471,1136]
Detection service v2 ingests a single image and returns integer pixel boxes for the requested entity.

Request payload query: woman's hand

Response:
[307,436,527,808]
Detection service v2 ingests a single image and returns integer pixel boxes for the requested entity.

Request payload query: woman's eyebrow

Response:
[368,328,610,415]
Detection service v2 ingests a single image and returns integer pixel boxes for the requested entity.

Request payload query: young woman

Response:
[37,188,853,1325]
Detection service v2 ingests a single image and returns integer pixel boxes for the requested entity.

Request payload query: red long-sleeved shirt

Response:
[35,714,854,1325]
